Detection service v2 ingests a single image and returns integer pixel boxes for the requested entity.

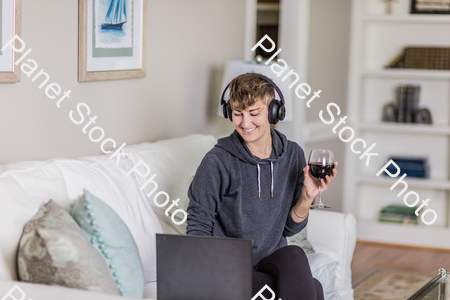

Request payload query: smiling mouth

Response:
[242,127,257,133]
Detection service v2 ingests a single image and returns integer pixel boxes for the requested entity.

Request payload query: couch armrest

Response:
[0,280,155,300]
[307,210,356,295]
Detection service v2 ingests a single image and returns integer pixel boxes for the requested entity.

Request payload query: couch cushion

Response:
[17,200,120,295]
[144,282,157,300]
[307,210,357,294]
[0,161,70,280]
[125,134,216,235]
[307,252,339,297]
[72,189,145,298]
[0,280,146,300]
[55,155,162,284]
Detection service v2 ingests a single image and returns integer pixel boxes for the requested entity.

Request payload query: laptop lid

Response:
[156,233,253,300]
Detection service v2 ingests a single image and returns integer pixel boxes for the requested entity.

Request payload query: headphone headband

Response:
[220,72,285,107]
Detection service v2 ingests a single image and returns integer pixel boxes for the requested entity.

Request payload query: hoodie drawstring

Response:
[257,164,261,198]
[271,162,274,198]
[257,163,274,198]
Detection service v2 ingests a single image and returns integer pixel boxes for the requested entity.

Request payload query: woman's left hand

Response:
[301,162,338,205]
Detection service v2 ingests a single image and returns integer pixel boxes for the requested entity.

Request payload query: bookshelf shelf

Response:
[362,15,450,24]
[257,3,279,12]
[357,220,450,248]
[361,69,450,80]
[358,175,450,190]
[359,122,450,136]
[344,0,450,248]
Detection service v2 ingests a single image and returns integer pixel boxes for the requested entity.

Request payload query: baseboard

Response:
[356,239,450,252]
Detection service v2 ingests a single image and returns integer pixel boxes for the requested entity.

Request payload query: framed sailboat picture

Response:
[78,0,147,82]
[0,0,22,83]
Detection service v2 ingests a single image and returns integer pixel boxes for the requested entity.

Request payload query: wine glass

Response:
[308,149,335,209]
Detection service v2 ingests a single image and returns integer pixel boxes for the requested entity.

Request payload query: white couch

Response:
[0,134,356,300]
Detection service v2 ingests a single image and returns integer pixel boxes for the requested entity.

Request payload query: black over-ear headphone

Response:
[220,72,286,124]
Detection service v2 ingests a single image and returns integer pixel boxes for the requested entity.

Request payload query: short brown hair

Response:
[228,73,275,111]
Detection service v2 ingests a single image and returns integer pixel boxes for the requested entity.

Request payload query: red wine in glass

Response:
[308,149,335,209]
[309,162,335,180]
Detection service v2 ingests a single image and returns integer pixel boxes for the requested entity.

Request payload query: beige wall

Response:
[0,0,244,164]
[306,0,352,212]
[307,0,351,122]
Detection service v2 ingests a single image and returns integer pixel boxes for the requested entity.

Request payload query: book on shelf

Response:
[394,85,420,123]
[382,156,429,178]
[405,85,420,123]
[396,85,407,122]
[378,204,418,225]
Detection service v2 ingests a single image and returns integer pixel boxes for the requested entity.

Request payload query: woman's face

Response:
[232,100,271,144]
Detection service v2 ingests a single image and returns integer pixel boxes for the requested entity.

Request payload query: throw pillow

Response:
[17,200,120,295]
[56,156,163,283]
[287,226,316,254]
[71,188,145,298]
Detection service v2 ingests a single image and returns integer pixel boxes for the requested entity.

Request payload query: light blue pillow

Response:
[71,188,144,298]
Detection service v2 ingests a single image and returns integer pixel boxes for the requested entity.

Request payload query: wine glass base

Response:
[310,204,331,209]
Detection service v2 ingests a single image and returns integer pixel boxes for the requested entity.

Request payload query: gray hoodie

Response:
[186,128,308,268]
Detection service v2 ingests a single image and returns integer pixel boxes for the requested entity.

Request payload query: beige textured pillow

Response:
[17,200,120,295]
[287,227,316,254]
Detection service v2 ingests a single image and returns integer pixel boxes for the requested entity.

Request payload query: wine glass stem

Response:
[318,182,322,206]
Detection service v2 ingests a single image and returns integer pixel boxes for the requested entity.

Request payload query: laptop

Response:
[156,233,253,300]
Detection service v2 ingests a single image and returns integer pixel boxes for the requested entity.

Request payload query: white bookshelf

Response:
[343,0,450,247]
[362,69,450,80]
[358,176,450,191]
[358,122,450,136]
[362,15,450,23]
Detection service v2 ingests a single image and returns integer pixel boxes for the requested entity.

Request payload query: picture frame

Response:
[411,0,450,14]
[78,0,147,82]
[0,0,22,83]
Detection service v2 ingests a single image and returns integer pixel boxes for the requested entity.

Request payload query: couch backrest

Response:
[0,134,217,284]
[125,134,217,235]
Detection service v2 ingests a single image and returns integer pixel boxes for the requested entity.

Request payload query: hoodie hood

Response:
[215,128,288,198]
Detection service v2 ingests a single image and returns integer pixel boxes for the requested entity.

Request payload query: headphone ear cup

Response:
[268,99,279,124]
[225,101,233,122]
[268,100,286,124]
[278,104,286,121]
[222,103,228,119]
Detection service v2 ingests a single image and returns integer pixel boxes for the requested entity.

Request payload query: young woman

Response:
[186,73,337,300]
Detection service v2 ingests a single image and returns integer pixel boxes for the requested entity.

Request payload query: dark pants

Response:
[252,245,324,300]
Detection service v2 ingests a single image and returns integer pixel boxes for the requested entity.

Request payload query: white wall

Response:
[0,0,244,164]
